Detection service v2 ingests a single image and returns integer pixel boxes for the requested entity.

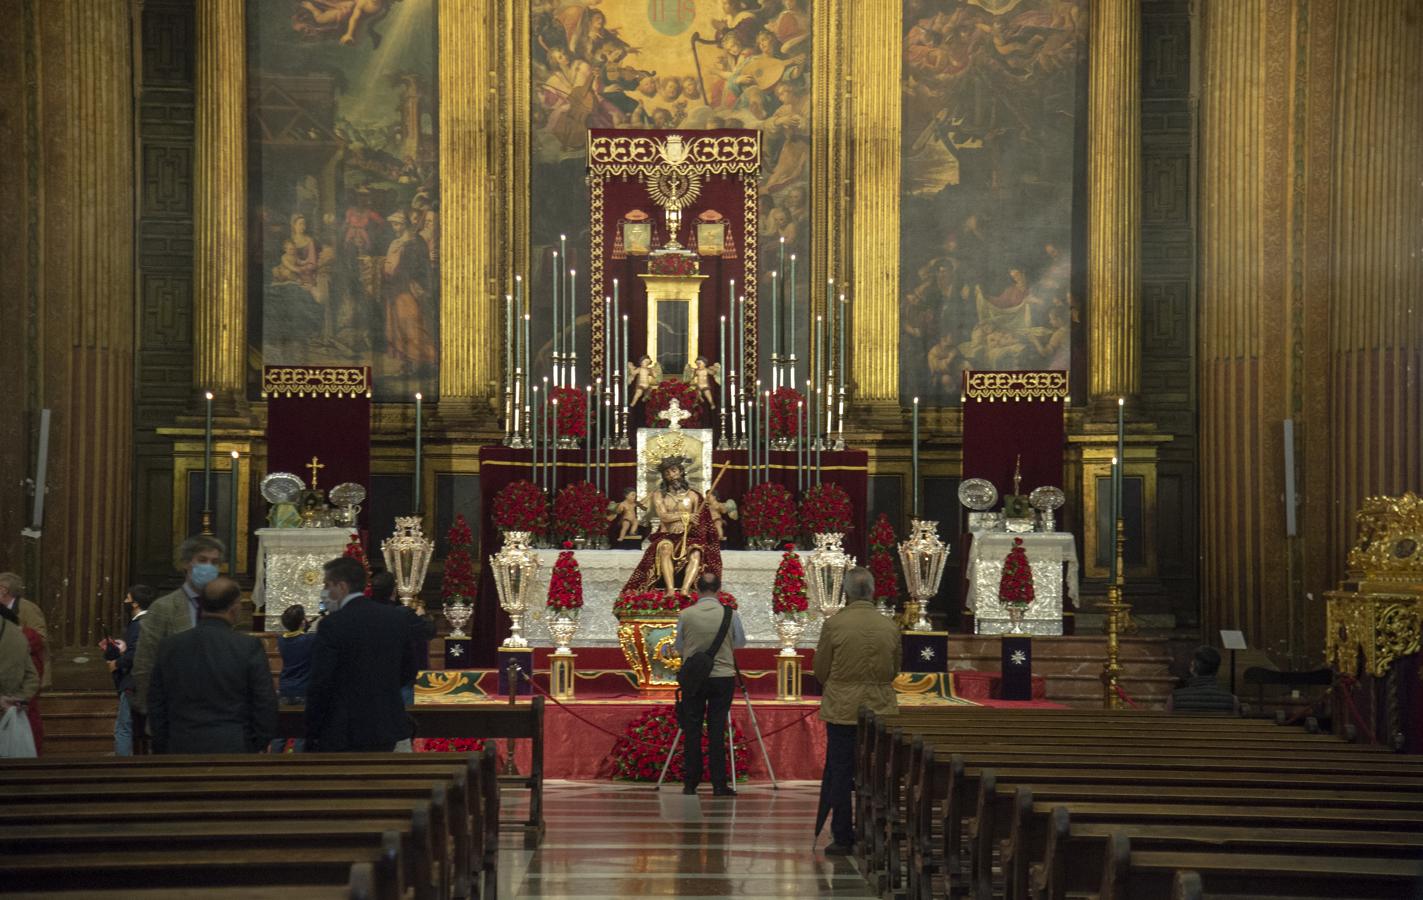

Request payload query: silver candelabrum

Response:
[899,518,949,632]
[382,516,433,614]
[490,530,541,648]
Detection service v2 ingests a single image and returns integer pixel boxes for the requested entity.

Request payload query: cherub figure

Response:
[705,491,738,543]
[627,355,662,407]
[682,356,722,409]
[606,487,645,544]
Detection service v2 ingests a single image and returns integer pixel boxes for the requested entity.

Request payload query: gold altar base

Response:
[615,615,681,690]
[549,653,576,701]
[776,654,803,701]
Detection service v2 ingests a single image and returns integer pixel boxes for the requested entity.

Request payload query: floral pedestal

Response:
[615,613,682,690]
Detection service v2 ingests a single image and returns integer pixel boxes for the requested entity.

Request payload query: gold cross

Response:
[306,456,325,490]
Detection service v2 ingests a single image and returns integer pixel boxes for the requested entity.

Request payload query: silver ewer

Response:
[381,516,433,613]
[443,597,473,638]
[898,519,949,632]
[547,613,580,656]
[490,530,540,648]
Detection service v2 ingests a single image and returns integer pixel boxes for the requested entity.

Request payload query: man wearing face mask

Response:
[130,534,227,723]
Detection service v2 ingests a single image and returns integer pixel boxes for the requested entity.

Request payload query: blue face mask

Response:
[190,562,219,589]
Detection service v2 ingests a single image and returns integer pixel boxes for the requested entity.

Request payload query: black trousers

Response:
[823,722,857,845]
[683,676,736,789]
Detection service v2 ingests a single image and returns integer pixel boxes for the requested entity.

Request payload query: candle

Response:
[569,269,578,388]
[603,295,612,402]
[542,377,550,488]
[815,386,823,484]
[813,315,823,442]
[203,391,214,515]
[719,315,727,413]
[228,451,239,571]
[770,270,779,387]
[797,399,805,495]
[763,389,772,485]
[621,314,630,439]
[522,311,531,439]
[1110,456,1119,580]
[414,392,423,513]
[504,293,513,401]
[611,280,619,407]
[912,397,920,517]
[551,397,560,494]
[585,385,593,481]
[839,293,848,435]
[1116,396,1125,523]
[604,398,613,496]
[552,250,560,386]
[788,254,797,383]
[531,384,540,482]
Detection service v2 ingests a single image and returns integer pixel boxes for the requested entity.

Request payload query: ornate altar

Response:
[965,533,1078,636]
[251,526,354,625]
[1325,492,1423,751]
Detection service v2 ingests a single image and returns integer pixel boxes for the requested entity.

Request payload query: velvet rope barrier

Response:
[1333,675,1378,745]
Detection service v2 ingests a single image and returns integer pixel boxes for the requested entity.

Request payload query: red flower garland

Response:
[798,482,855,537]
[868,513,901,602]
[441,514,478,603]
[491,479,549,536]
[552,480,610,539]
[343,533,374,597]
[772,546,809,615]
[545,386,588,439]
[546,544,584,613]
[614,590,738,615]
[418,737,487,753]
[610,705,748,782]
[644,379,707,427]
[999,537,1036,606]
[742,483,798,544]
[767,387,807,440]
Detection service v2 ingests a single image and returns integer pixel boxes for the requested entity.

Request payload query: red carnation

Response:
[772,548,809,616]
[999,537,1035,606]
[492,480,549,535]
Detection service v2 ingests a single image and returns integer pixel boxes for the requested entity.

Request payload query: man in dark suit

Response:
[147,577,277,754]
[306,556,418,752]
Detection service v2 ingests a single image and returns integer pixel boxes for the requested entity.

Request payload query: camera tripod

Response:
[654,668,778,791]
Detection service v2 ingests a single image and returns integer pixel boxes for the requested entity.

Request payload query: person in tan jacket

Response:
[813,565,900,855]
[0,573,49,689]
[0,602,40,714]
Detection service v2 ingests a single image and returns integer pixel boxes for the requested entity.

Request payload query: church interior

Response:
[1,0,1422,897]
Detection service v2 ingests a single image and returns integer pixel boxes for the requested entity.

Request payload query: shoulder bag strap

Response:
[707,604,733,657]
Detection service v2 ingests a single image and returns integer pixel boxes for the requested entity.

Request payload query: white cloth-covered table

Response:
[252,527,353,620]
[965,532,1078,636]
[522,549,821,650]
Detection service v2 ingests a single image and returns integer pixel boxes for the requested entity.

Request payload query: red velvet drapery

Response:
[263,366,372,516]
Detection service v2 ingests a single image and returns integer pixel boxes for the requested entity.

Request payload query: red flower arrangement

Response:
[547,543,584,614]
[742,483,798,545]
[767,386,807,441]
[491,479,549,536]
[417,738,487,753]
[343,533,374,597]
[441,514,478,605]
[610,705,748,782]
[648,252,699,276]
[644,379,707,427]
[868,513,901,603]
[772,546,809,616]
[799,482,855,537]
[999,537,1035,606]
[614,590,738,616]
[552,480,610,540]
[545,386,587,439]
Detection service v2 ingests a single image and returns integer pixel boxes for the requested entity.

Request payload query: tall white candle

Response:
[796,399,805,495]
[530,384,540,482]
[569,269,578,388]
[788,254,797,383]
[585,386,593,481]
[203,390,214,515]
[718,315,727,411]
[552,250,560,387]
[414,392,423,513]
[912,397,920,517]
[551,397,560,494]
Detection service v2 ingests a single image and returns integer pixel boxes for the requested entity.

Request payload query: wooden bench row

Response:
[0,748,502,900]
[857,707,1423,899]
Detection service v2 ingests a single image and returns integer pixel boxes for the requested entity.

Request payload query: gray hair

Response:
[176,534,226,565]
[843,566,874,602]
[0,572,24,598]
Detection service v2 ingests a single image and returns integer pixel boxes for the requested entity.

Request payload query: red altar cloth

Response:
[950,669,1047,702]
[484,698,827,781]
[472,445,868,667]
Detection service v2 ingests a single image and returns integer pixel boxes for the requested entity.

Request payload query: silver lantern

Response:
[490,530,540,648]
[806,532,855,621]
[381,516,433,613]
[898,519,949,632]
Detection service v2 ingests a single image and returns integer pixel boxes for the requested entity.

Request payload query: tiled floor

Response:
[498,780,877,899]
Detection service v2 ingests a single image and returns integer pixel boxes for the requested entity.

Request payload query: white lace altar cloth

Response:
[522,549,822,650]
[965,532,1079,636]
[252,527,354,620]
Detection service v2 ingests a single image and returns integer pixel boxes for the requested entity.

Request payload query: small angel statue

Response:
[606,487,646,545]
[682,356,722,409]
[705,490,738,543]
[627,355,662,407]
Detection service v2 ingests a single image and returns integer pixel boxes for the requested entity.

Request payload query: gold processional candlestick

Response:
[1101,516,1131,709]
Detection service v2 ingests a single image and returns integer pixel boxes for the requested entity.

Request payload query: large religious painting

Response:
[532,0,812,382]
[898,0,1086,406]
[246,0,440,402]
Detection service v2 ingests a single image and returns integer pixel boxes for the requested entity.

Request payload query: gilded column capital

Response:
[1086,0,1142,403]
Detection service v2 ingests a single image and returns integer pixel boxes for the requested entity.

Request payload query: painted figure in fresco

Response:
[382,211,437,375]
[293,0,397,48]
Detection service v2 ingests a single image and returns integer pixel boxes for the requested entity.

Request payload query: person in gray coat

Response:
[148,577,277,754]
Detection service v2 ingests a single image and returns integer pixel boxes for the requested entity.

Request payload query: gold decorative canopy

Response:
[1325,493,1423,678]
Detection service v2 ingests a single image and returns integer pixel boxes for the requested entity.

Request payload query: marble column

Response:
[193,0,246,405]
[1087,0,1142,404]
[26,0,137,647]
[845,0,900,405]
[1327,0,1423,576]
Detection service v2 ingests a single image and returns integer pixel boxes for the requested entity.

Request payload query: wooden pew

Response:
[5,862,378,900]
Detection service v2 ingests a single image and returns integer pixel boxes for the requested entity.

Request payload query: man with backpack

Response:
[673,571,745,797]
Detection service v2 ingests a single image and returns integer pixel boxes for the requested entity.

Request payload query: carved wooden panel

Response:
[142,145,193,217]
[1143,153,1190,226]
[1142,4,1191,98]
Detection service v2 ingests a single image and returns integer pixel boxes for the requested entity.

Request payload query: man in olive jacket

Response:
[813,566,900,855]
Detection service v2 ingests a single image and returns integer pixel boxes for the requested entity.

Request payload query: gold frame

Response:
[1080,447,1158,579]
[639,274,707,377]
[168,436,257,574]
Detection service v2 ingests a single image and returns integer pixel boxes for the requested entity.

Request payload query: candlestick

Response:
[1116,396,1125,526]
[585,385,593,481]
[530,385,540,482]
[763,389,771,486]
[620,313,631,445]
[541,377,550,488]
[1110,456,1120,581]
[552,250,561,387]
[569,269,578,388]
[838,293,847,431]
[912,397,920,517]
[604,398,613,497]
[551,397,560,495]
[815,387,823,485]
[797,399,805,495]
[770,270,779,389]
[813,315,823,446]
[414,392,423,514]
[202,391,214,522]
[788,254,797,385]
[228,451,239,572]
[522,311,531,440]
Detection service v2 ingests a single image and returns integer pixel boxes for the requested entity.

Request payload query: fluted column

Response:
[440,0,497,403]
[193,0,246,402]
[846,0,900,404]
[34,0,136,646]
[1328,0,1423,576]
[1087,0,1142,402]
